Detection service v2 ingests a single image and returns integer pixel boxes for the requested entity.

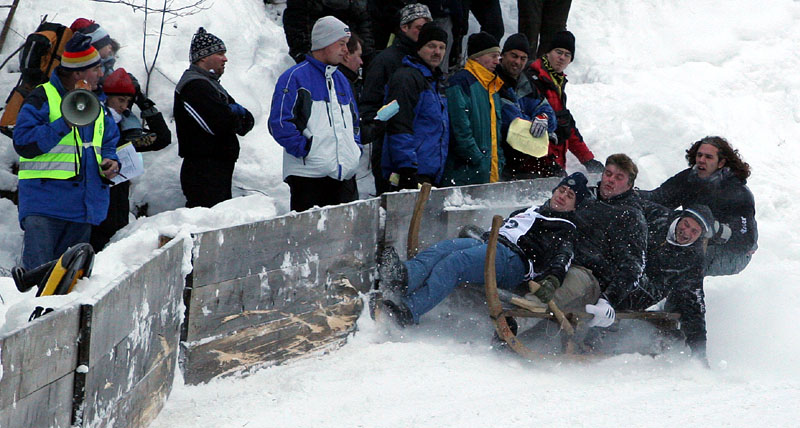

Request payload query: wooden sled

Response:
[484,215,680,359]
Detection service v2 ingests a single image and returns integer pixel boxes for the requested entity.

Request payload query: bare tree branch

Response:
[90,0,211,18]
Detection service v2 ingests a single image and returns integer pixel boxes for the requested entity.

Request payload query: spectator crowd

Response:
[9,1,758,363]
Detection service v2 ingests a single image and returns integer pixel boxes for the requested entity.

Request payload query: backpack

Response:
[0,19,73,138]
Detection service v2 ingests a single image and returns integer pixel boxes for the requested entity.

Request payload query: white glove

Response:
[585,298,615,328]
[530,114,548,138]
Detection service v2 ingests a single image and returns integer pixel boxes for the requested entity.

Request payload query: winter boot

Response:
[380,299,413,328]
[378,247,408,295]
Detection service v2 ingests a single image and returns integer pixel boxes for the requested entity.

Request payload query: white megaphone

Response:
[61,89,101,127]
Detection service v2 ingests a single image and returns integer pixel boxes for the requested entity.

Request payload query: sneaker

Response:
[378,247,408,295]
[380,299,413,328]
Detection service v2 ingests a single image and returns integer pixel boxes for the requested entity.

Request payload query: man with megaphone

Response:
[12,32,120,271]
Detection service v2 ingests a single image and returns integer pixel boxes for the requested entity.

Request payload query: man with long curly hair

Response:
[641,136,757,276]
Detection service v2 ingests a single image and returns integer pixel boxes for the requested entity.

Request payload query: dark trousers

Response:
[90,181,130,252]
[286,175,358,212]
[451,0,505,67]
[181,157,235,208]
[517,0,572,57]
[21,215,91,270]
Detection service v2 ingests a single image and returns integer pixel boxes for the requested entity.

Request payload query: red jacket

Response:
[526,58,595,173]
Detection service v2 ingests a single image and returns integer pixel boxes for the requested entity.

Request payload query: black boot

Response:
[378,247,408,295]
[381,299,413,328]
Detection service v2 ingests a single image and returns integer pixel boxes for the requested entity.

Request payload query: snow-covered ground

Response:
[1,0,799,426]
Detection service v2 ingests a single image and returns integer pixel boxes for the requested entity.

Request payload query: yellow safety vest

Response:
[18,82,104,180]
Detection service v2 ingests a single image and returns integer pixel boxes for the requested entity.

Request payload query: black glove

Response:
[236,109,255,136]
[393,167,419,190]
[534,275,560,303]
[583,158,605,174]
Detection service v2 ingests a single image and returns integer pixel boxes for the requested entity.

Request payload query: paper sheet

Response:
[506,118,550,158]
[110,142,144,185]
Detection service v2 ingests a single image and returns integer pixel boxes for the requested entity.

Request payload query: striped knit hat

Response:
[59,32,101,71]
[79,22,113,51]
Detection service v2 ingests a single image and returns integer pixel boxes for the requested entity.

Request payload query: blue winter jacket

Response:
[13,71,120,227]
[498,67,557,141]
[382,55,449,183]
[268,55,361,181]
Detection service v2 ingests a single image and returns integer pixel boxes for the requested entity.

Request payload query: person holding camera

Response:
[13,33,120,270]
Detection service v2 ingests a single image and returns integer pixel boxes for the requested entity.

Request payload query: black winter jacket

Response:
[598,186,671,226]
[173,65,254,162]
[359,33,418,144]
[641,210,707,353]
[640,167,757,255]
[283,0,375,64]
[571,197,647,307]
[500,203,577,283]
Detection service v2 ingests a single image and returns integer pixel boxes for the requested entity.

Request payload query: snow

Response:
[0,0,798,426]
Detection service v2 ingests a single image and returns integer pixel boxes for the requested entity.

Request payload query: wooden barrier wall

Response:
[0,238,185,428]
[0,178,563,427]
[180,199,381,385]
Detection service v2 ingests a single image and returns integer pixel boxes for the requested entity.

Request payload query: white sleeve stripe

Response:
[184,101,215,136]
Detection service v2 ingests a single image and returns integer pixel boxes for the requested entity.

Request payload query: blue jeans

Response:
[402,238,527,323]
[21,215,91,270]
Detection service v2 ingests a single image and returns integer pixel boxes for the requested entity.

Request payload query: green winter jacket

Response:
[442,59,504,186]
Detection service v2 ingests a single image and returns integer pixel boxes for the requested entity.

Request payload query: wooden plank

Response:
[185,261,371,341]
[81,333,178,426]
[0,305,80,410]
[92,348,177,428]
[191,200,381,287]
[182,295,362,385]
[87,240,185,367]
[0,372,73,428]
[80,239,184,426]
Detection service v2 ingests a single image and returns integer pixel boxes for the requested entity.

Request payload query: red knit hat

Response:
[70,18,95,32]
[103,68,135,96]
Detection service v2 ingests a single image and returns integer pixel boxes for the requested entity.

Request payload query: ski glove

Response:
[229,103,247,116]
[585,298,615,328]
[534,275,560,303]
[583,159,605,174]
[530,114,549,138]
[712,221,732,243]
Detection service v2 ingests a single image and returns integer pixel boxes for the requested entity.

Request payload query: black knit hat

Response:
[502,33,530,55]
[547,30,575,60]
[554,172,589,204]
[681,204,715,238]
[190,27,226,63]
[467,31,500,59]
[416,23,448,51]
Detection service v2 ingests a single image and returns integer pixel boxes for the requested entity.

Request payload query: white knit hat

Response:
[310,16,351,51]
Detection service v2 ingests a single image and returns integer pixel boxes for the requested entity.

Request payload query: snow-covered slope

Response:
[1,0,799,426]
